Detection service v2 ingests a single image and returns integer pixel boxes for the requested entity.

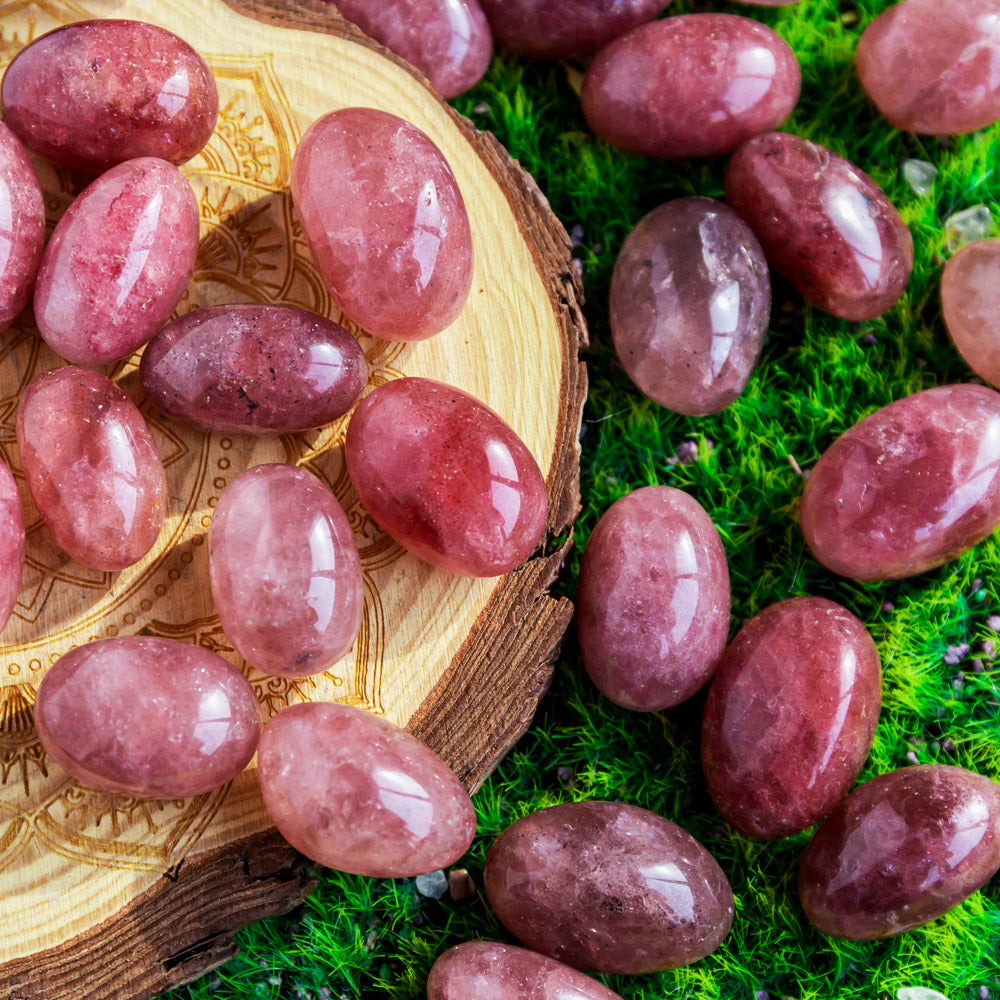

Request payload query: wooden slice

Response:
[0,1,586,996]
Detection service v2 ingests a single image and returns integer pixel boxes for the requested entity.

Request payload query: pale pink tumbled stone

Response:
[942,239,1000,388]
[34,637,261,799]
[292,108,473,342]
[258,701,476,877]
[210,465,364,678]
[0,460,25,633]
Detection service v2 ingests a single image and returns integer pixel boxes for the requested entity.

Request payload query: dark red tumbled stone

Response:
[701,597,882,839]
[725,132,913,321]
[799,765,1000,940]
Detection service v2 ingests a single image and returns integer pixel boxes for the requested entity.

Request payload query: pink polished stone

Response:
[800,384,1000,581]
[427,942,625,1000]
[484,801,734,974]
[725,133,913,321]
[478,0,672,59]
[292,108,473,342]
[0,460,25,634]
[17,367,166,571]
[34,157,199,366]
[576,486,730,712]
[610,197,770,415]
[942,239,1000,388]
[856,0,1000,135]
[1,19,218,173]
[799,765,1000,940]
[257,701,476,876]
[210,465,364,678]
[701,597,881,840]
[581,16,801,160]
[140,304,368,435]
[345,377,547,577]
[0,122,44,334]
[328,0,491,98]
[34,636,261,799]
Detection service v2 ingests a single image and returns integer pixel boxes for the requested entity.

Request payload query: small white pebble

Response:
[898,988,951,1000]
[415,869,449,898]
[945,205,994,253]
[902,159,938,196]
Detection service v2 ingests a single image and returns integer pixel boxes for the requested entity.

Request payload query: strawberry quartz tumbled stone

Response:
[942,239,1000,388]
[291,108,473,342]
[0,460,25,634]
[345,377,548,577]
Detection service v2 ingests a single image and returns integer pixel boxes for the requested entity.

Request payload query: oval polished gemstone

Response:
[484,801,734,974]
[330,0,491,98]
[576,486,730,712]
[725,133,914,321]
[292,108,473,342]
[478,0,672,59]
[582,15,800,160]
[210,465,364,678]
[610,197,770,415]
[1,19,218,173]
[856,0,1000,136]
[345,377,547,577]
[0,460,25,634]
[800,385,1000,580]
[0,122,44,334]
[34,637,260,798]
[17,367,166,571]
[427,942,625,1000]
[140,304,368,435]
[942,239,1000,388]
[34,157,199,366]
[799,765,1000,940]
[701,597,881,840]
[257,701,476,877]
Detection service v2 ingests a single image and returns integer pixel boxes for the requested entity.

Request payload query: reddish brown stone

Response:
[941,239,1000,388]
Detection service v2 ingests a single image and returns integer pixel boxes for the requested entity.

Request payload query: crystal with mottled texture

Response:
[0,460,25,634]
[257,701,475,876]
[942,240,1000,387]
[800,385,1000,580]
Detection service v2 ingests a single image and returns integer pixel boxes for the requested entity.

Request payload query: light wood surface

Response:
[0,1,586,997]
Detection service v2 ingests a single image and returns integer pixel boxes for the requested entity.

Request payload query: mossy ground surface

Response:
[163,1,1000,997]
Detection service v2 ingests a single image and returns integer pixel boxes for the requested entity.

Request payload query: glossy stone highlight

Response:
[292,108,473,342]
[576,486,730,712]
[856,0,1000,136]
[140,305,368,435]
[34,637,260,799]
[800,385,1000,581]
[345,377,547,577]
[725,132,913,321]
[17,367,166,571]
[210,465,364,678]
[484,801,734,974]
[582,16,801,160]
[0,460,25,634]
[942,239,1000,388]
[34,157,200,366]
[1,19,218,173]
[799,765,1000,940]
[701,597,881,840]
[610,197,770,415]
[257,701,475,877]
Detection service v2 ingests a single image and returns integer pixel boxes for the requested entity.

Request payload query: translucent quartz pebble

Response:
[581,16,801,160]
[210,464,364,678]
[484,801,734,973]
[329,0,491,98]
[610,197,770,415]
[576,486,730,712]
[0,122,44,333]
[800,385,1000,580]
[17,367,166,571]
[34,636,260,798]
[0,460,25,634]
[1,19,218,173]
[799,765,1000,939]
[902,158,938,197]
[942,240,1000,387]
[701,597,882,839]
[856,0,1000,136]
[140,304,368,435]
[34,157,199,366]
[477,0,672,60]
[257,702,476,877]
[427,941,625,1000]
[725,132,913,321]
[345,377,547,576]
[292,108,473,342]
[944,205,994,253]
